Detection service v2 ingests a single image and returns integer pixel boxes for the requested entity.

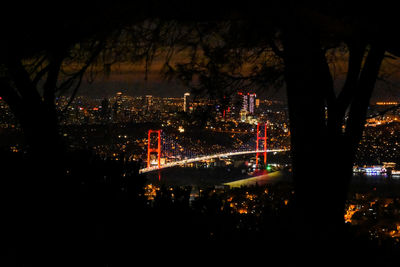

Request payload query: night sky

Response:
[76,62,289,100]
[73,43,400,102]
[76,66,398,103]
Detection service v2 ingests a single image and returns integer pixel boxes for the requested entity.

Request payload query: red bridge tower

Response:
[256,123,267,168]
[147,129,161,168]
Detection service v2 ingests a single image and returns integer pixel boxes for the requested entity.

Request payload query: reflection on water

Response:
[146,162,400,188]
[223,171,400,189]
[353,173,400,181]
[224,170,290,188]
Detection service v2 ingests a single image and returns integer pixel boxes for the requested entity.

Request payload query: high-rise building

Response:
[100,98,111,122]
[112,92,123,118]
[242,94,248,112]
[240,109,247,122]
[241,92,256,113]
[249,93,256,114]
[184,92,190,112]
[146,95,153,111]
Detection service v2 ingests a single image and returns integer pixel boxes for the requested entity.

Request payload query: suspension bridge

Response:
[139,149,288,173]
[140,123,289,174]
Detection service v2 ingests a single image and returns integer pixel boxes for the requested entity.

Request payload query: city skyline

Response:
[3,1,400,264]
[70,56,400,101]
[74,69,400,102]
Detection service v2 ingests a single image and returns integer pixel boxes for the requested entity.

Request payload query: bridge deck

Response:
[139,149,288,173]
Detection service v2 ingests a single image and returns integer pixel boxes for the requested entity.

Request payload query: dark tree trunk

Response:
[281,18,386,252]
[7,97,77,262]
[282,27,353,244]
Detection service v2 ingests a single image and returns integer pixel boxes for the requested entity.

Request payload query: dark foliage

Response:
[3,150,400,266]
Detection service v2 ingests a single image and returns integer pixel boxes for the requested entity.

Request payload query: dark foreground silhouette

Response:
[2,149,399,266]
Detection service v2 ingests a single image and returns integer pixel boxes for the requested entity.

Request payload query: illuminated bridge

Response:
[139,149,289,173]
[141,123,289,173]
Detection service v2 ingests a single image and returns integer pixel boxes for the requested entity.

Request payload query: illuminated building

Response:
[115,92,123,108]
[249,93,256,114]
[376,102,399,105]
[392,170,400,177]
[383,162,396,169]
[353,165,387,175]
[146,95,153,111]
[240,109,247,122]
[242,94,248,112]
[112,92,123,120]
[100,98,111,122]
[240,92,256,114]
[184,92,190,112]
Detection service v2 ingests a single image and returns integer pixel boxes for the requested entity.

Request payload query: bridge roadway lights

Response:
[145,125,270,172]
[139,149,288,173]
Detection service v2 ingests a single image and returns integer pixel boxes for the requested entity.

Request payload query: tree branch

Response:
[57,41,104,94]
[32,63,52,86]
[43,51,65,106]
[335,42,366,120]
[366,104,400,119]
[0,78,24,119]
[57,41,105,113]
[346,44,385,149]
[5,56,42,104]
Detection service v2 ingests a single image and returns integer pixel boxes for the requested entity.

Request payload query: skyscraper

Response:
[112,92,123,119]
[249,93,256,114]
[241,92,256,113]
[184,92,190,112]
[100,98,111,122]
[242,94,248,112]
[240,109,247,122]
[146,95,153,111]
